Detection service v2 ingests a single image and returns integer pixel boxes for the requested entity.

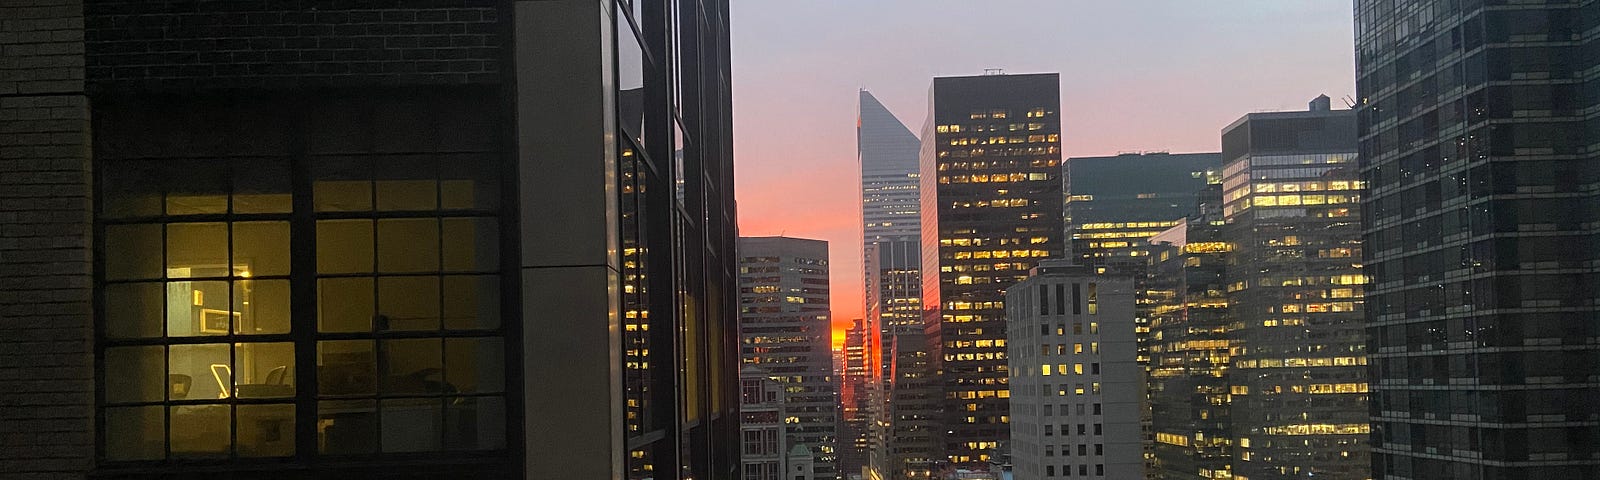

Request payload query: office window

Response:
[97,125,507,462]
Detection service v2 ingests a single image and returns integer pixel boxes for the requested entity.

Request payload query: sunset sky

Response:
[727,1,1358,346]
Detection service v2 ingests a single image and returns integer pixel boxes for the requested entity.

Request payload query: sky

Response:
[728,1,1357,346]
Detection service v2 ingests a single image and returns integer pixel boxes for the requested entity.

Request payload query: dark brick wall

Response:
[85,0,505,91]
[0,1,95,479]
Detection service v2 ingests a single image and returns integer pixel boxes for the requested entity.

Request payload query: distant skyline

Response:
[729,1,1357,344]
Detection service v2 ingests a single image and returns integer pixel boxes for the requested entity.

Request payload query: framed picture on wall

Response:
[200,309,239,334]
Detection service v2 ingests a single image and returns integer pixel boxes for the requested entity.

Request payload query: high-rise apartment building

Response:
[1220,98,1369,479]
[859,89,929,479]
[920,72,1065,465]
[1145,182,1235,480]
[738,236,838,478]
[0,1,739,479]
[1006,261,1142,479]
[1355,2,1600,478]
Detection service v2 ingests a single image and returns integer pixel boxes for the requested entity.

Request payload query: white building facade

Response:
[1005,261,1141,479]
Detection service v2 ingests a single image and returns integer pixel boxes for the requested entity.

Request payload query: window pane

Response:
[445,396,505,450]
[318,400,377,455]
[100,159,164,219]
[318,340,376,396]
[442,217,498,272]
[170,404,231,458]
[166,222,228,278]
[105,282,163,339]
[235,279,290,335]
[382,338,443,395]
[105,346,165,403]
[440,154,499,210]
[381,398,442,452]
[443,275,499,330]
[105,406,165,461]
[375,156,437,211]
[313,157,371,212]
[445,338,503,394]
[167,280,229,337]
[104,224,162,280]
[377,218,439,273]
[378,276,440,331]
[237,404,294,457]
[233,221,289,277]
[316,219,373,274]
[317,277,374,333]
[163,159,228,216]
[170,343,230,400]
[235,342,294,399]
[233,157,292,214]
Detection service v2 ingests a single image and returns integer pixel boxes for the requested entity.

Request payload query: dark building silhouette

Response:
[1356,1,1600,478]
[920,72,1065,466]
[0,1,738,479]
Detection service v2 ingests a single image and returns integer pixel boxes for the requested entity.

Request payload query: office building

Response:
[842,319,872,479]
[1145,181,1236,480]
[1064,152,1220,269]
[884,330,942,480]
[738,236,838,478]
[1355,2,1600,478]
[859,89,931,479]
[1220,98,1369,479]
[743,365,801,480]
[920,72,1065,465]
[1006,261,1142,479]
[0,1,739,479]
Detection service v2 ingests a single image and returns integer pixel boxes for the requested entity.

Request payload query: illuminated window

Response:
[99,146,506,461]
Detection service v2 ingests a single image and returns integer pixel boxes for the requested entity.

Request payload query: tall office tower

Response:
[738,236,838,478]
[1064,152,1221,269]
[859,89,927,479]
[1063,152,1219,476]
[1220,98,1369,479]
[743,366,795,480]
[885,331,941,479]
[0,1,739,479]
[1005,261,1142,480]
[1146,181,1236,480]
[1355,2,1600,478]
[920,72,1065,465]
[841,319,872,479]
[1063,152,1220,364]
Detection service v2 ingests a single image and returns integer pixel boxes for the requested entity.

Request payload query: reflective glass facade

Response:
[1356,1,1600,478]
[920,72,1065,465]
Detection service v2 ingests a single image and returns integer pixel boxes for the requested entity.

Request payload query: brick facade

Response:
[84,0,503,91]
[0,1,94,479]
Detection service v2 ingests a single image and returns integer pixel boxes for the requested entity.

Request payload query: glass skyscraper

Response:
[0,1,740,479]
[920,72,1065,466]
[1356,1,1600,478]
[858,88,929,479]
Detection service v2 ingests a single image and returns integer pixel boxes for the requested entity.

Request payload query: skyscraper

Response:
[1064,152,1221,269]
[920,72,1065,465]
[1220,98,1369,479]
[1146,181,1236,480]
[1006,261,1142,480]
[841,319,872,478]
[858,89,929,479]
[1355,2,1600,478]
[0,1,739,479]
[738,236,838,478]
